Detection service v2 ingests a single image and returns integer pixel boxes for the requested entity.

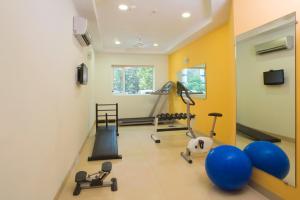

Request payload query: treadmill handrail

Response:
[146,81,174,95]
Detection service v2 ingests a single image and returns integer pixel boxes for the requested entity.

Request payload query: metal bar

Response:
[186,101,196,138]
[96,104,98,128]
[97,109,116,111]
[105,113,108,128]
[156,127,188,132]
[149,95,162,117]
[97,104,117,106]
[97,119,116,123]
[180,150,192,164]
[210,117,217,137]
[116,103,119,135]
[112,64,153,68]
[151,134,160,143]
[154,117,159,133]
[157,95,168,116]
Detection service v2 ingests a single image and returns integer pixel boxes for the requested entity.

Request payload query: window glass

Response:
[113,66,154,95]
[178,65,206,96]
[113,68,123,94]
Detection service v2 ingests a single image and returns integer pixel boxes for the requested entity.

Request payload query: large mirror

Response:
[235,13,296,187]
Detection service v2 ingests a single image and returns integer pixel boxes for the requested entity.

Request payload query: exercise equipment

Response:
[151,82,197,142]
[177,81,222,163]
[155,112,195,121]
[205,145,252,191]
[244,141,290,179]
[73,162,117,196]
[119,81,174,126]
[151,111,196,142]
[88,104,122,161]
[237,123,281,143]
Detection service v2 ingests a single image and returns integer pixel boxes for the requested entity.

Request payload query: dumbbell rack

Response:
[151,112,196,143]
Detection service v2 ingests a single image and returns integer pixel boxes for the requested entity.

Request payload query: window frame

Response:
[112,65,155,96]
[177,64,207,99]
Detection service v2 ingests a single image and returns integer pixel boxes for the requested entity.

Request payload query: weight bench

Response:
[88,104,122,161]
[237,123,281,143]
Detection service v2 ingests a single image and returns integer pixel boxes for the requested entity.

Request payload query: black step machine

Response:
[73,162,117,196]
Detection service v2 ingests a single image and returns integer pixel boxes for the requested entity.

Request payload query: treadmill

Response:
[119,81,174,126]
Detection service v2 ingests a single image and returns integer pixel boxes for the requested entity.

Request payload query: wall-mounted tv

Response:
[263,69,284,85]
[77,63,88,85]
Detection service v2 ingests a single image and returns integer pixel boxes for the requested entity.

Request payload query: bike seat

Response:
[101,162,112,173]
[208,113,223,117]
[75,171,87,183]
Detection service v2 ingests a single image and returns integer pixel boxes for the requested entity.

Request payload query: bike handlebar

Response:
[176,81,195,106]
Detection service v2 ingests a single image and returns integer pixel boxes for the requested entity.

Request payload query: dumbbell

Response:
[182,113,187,119]
[177,113,184,120]
[174,113,180,120]
[168,114,175,120]
[157,113,165,120]
[156,113,163,120]
[162,113,168,120]
[166,113,173,120]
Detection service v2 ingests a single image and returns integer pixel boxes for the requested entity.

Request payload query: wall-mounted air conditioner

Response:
[255,36,293,54]
[73,16,91,46]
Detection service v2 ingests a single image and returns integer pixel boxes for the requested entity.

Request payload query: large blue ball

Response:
[205,145,252,191]
[244,141,290,179]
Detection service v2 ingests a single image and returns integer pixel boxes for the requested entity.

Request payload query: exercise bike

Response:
[73,161,117,196]
[177,82,222,164]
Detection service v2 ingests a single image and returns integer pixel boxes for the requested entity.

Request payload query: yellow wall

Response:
[168,9,236,145]
[233,1,300,199]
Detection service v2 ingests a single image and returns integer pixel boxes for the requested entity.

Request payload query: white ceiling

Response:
[73,0,230,54]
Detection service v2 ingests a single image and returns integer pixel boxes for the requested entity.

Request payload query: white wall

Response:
[0,1,95,199]
[237,24,295,138]
[95,53,168,118]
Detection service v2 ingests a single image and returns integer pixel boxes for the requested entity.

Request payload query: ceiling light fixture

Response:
[118,4,129,11]
[153,43,159,47]
[115,40,121,45]
[182,12,191,18]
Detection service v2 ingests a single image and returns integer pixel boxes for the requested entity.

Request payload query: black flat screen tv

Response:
[263,69,284,85]
[77,63,88,85]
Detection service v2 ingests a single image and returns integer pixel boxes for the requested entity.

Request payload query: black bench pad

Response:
[88,126,122,161]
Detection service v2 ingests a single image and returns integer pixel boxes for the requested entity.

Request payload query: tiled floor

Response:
[236,133,296,187]
[57,126,268,200]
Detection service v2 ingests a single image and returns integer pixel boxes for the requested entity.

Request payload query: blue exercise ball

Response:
[205,145,252,191]
[244,141,289,179]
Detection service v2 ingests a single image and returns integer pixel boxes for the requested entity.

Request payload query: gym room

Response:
[1,0,300,200]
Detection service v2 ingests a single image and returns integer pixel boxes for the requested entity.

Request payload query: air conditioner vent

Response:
[73,16,91,46]
[255,36,293,55]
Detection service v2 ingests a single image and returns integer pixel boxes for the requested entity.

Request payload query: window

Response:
[177,64,206,98]
[113,66,154,95]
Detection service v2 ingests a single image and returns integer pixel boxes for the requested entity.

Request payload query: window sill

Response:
[191,94,206,99]
[113,94,152,96]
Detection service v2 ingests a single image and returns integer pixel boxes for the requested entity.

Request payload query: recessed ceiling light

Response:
[182,12,191,18]
[118,4,128,11]
[153,43,159,47]
[115,40,121,45]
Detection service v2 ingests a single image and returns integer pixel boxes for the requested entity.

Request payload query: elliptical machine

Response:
[177,82,222,164]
